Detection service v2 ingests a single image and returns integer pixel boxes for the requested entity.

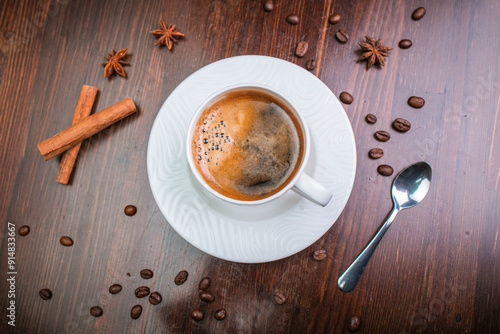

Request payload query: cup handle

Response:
[292,174,333,207]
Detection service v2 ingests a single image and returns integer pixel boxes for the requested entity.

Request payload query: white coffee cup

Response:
[186,83,332,207]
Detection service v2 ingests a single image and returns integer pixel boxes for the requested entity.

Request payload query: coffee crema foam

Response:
[191,90,305,201]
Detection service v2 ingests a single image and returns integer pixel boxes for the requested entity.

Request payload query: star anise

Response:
[357,36,392,70]
[150,20,184,50]
[102,48,129,78]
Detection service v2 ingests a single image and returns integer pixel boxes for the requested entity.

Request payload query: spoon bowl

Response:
[338,161,432,292]
[392,161,432,210]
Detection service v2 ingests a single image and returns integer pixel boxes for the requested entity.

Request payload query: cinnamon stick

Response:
[37,97,136,161]
[55,85,98,184]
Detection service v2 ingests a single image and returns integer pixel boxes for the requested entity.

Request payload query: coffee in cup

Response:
[190,89,305,201]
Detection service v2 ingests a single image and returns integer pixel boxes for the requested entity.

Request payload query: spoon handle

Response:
[337,207,399,292]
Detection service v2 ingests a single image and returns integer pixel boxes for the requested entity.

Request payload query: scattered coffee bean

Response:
[60,236,73,247]
[149,291,162,305]
[191,309,204,321]
[455,313,462,322]
[392,118,411,132]
[39,288,52,300]
[130,305,142,319]
[305,59,316,71]
[377,165,394,176]
[365,114,377,124]
[263,0,273,12]
[398,39,412,49]
[199,277,211,290]
[339,91,353,104]
[412,7,426,21]
[312,249,327,261]
[348,315,361,332]
[199,291,215,303]
[286,15,299,25]
[134,286,150,298]
[174,270,188,285]
[273,292,286,305]
[214,308,227,321]
[90,306,103,317]
[124,205,137,216]
[328,13,341,25]
[374,130,390,142]
[140,269,154,279]
[408,96,425,108]
[295,41,308,58]
[18,225,30,236]
[109,284,122,294]
[335,30,349,43]
[126,273,131,277]
[368,148,384,159]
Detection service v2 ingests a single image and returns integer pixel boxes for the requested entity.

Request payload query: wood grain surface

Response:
[1,0,499,333]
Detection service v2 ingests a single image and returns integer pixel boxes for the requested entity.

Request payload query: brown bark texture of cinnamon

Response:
[37,97,137,161]
[55,85,98,184]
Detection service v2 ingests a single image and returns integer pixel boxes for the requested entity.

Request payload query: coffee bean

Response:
[126,273,131,277]
[39,288,52,300]
[312,249,327,261]
[214,308,226,321]
[130,305,142,319]
[348,315,361,332]
[335,30,349,43]
[135,286,150,298]
[368,148,384,159]
[124,205,137,216]
[365,114,377,124]
[295,41,308,58]
[305,59,316,71]
[140,269,154,279]
[174,270,188,285]
[286,15,299,25]
[60,236,73,247]
[412,7,426,21]
[199,277,211,290]
[199,291,215,303]
[339,91,353,104]
[374,130,390,142]
[392,118,411,132]
[90,306,103,317]
[273,292,286,305]
[377,165,394,177]
[263,0,273,12]
[18,225,30,236]
[149,291,162,305]
[328,13,341,25]
[191,309,204,321]
[408,96,425,108]
[109,284,122,294]
[398,39,412,49]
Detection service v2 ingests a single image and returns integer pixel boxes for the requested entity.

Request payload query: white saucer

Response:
[147,55,356,263]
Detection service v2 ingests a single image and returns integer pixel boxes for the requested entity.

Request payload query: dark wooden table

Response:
[1,0,499,333]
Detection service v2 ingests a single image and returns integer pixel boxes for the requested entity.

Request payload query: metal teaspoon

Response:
[337,161,432,292]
